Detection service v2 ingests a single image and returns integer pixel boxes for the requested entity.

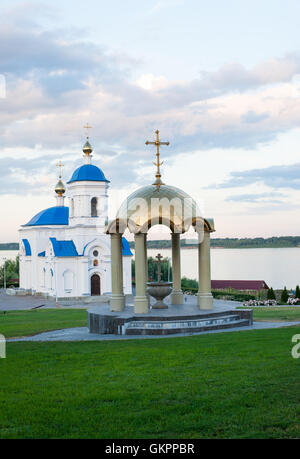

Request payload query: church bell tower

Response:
[67,125,110,228]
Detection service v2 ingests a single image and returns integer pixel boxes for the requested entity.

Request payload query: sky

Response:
[1,0,300,241]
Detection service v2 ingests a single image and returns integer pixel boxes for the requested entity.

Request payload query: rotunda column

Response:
[110,233,125,312]
[144,234,151,306]
[171,233,184,304]
[134,233,149,314]
[197,231,213,310]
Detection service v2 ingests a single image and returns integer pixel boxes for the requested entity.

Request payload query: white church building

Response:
[18,134,133,300]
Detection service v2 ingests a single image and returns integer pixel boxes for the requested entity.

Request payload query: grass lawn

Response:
[1,327,300,439]
[0,309,87,338]
[239,307,300,322]
[1,307,299,340]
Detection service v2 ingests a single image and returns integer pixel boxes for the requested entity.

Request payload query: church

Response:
[18,129,133,300]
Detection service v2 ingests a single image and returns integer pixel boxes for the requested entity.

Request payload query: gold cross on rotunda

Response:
[56,160,64,179]
[83,123,92,139]
[146,130,169,189]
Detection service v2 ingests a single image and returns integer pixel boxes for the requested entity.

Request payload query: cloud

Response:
[149,0,185,14]
[213,163,300,190]
[241,110,270,124]
[2,4,300,195]
[226,192,287,203]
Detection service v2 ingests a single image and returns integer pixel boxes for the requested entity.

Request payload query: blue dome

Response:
[23,206,69,227]
[67,164,109,184]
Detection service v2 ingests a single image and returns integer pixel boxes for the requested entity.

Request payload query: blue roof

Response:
[50,238,79,257]
[24,206,69,227]
[22,239,32,256]
[122,237,133,256]
[38,251,46,257]
[67,164,110,184]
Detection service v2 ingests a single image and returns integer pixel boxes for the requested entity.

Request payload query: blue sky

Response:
[1,0,300,240]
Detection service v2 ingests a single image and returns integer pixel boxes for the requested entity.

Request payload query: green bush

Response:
[212,289,255,302]
[295,285,300,299]
[181,277,198,290]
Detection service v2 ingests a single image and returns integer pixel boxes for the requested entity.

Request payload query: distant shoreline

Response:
[2,236,300,251]
[131,236,300,250]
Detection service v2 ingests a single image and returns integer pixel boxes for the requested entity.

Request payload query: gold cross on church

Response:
[83,123,92,139]
[146,130,169,189]
[56,160,64,179]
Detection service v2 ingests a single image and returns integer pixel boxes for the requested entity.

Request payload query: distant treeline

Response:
[129,237,300,249]
[0,243,19,250]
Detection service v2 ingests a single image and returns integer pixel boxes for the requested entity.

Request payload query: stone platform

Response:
[88,302,253,336]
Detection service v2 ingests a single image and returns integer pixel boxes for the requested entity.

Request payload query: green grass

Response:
[0,309,87,338]
[239,307,300,322]
[1,327,300,438]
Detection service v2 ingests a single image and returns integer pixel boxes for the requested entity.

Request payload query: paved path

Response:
[8,321,300,343]
[0,291,92,310]
[0,291,239,311]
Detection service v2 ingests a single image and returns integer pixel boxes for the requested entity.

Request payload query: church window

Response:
[63,270,74,292]
[93,250,99,257]
[93,259,98,267]
[91,197,98,217]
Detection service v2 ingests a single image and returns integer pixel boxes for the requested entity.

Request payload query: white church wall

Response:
[80,258,90,295]
[19,257,32,290]
[123,256,132,295]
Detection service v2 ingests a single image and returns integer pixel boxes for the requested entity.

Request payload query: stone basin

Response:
[147,282,173,309]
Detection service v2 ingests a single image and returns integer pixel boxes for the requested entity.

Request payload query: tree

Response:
[0,257,19,287]
[267,287,276,300]
[280,286,289,304]
[295,285,300,299]
[131,257,172,283]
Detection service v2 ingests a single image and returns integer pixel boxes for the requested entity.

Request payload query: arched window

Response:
[63,270,74,292]
[91,197,98,217]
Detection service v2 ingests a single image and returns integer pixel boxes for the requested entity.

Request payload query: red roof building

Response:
[211,280,269,291]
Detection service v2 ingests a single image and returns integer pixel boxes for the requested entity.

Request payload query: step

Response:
[124,315,250,335]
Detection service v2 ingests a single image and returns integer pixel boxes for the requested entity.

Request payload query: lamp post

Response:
[168,257,171,282]
[3,257,7,290]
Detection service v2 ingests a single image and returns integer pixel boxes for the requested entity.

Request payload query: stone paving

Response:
[88,300,237,319]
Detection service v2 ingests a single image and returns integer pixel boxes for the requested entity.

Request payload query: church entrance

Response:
[91,274,101,296]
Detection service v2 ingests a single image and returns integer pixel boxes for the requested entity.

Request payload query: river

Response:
[1,247,300,289]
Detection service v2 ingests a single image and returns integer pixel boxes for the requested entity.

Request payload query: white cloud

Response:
[148,0,185,14]
[136,73,169,91]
